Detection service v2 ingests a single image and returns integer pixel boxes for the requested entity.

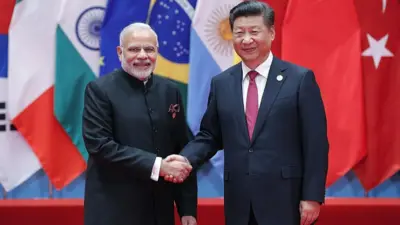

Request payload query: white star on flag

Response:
[361,33,393,69]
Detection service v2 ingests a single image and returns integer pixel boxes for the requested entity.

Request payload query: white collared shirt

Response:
[242,52,273,111]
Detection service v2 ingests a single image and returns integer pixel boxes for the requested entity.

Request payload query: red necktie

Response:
[246,71,258,140]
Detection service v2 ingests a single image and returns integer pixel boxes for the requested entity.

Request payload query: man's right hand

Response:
[160,156,192,183]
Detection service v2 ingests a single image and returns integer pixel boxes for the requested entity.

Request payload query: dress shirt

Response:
[242,52,273,110]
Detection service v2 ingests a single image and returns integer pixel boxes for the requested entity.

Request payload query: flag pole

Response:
[48,181,53,199]
[2,186,6,199]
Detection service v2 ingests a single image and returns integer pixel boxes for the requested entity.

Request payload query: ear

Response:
[116,46,123,62]
[269,25,276,41]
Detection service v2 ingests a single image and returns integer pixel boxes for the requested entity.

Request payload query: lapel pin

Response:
[277,75,283,81]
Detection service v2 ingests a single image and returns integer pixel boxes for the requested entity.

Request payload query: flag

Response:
[187,0,242,197]
[0,0,41,192]
[281,0,367,186]
[99,0,151,76]
[259,0,289,58]
[148,0,197,108]
[54,0,107,162]
[8,0,86,190]
[353,0,400,191]
[0,0,15,34]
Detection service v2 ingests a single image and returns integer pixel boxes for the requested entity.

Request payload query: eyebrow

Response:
[126,45,156,48]
[235,25,261,28]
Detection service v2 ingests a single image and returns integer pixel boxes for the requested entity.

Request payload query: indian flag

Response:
[54,0,106,161]
[7,0,87,190]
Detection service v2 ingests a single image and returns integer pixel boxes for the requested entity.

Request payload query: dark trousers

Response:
[248,204,258,225]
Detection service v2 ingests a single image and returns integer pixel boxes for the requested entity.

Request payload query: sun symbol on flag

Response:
[204,4,236,56]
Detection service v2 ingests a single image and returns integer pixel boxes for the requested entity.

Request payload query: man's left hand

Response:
[181,216,197,225]
[299,200,320,225]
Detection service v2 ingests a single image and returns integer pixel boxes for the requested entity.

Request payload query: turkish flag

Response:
[353,0,400,191]
[281,0,367,186]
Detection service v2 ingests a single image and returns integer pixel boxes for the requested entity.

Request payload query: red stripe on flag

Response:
[353,0,400,191]
[0,0,15,34]
[282,0,367,186]
[12,87,86,190]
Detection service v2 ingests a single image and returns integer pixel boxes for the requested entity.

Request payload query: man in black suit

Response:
[165,1,329,225]
[82,23,197,225]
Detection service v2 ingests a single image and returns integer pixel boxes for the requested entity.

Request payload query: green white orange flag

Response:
[54,0,106,161]
[8,0,86,190]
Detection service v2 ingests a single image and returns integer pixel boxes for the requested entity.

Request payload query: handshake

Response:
[159,154,192,183]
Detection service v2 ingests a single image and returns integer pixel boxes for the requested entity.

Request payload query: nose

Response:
[137,48,148,59]
[242,33,253,44]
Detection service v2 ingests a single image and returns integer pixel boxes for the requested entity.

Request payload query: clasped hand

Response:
[160,155,191,183]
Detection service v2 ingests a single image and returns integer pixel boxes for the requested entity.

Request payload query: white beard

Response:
[121,55,154,80]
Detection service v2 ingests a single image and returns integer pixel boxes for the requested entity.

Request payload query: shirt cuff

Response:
[150,157,162,181]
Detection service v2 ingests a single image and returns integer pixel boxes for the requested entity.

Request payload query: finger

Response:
[173,155,188,162]
[310,212,318,224]
[304,212,313,225]
[184,167,192,173]
[182,170,189,177]
[300,212,308,225]
[165,155,179,162]
[165,175,174,182]
[184,162,192,169]
[177,165,191,176]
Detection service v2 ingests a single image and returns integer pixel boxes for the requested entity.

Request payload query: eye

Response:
[144,47,156,53]
[128,47,141,52]
[233,31,244,37]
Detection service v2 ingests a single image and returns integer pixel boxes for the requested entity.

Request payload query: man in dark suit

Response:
[82,23,197,225]
[165,1,329,225]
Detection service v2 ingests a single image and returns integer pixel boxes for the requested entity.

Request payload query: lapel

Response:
[229,63,250,142]
[251,57,287,144]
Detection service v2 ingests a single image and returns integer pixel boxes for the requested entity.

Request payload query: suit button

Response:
[249,148,253,152]
[153,128,157,133]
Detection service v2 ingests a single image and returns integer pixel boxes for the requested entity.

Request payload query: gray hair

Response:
[119,22,159,47]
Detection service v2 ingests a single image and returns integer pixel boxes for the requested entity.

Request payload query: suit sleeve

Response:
[172,88,198,218]
[82,81,157,180]
[298,70,329,203]
[180,77,223,169]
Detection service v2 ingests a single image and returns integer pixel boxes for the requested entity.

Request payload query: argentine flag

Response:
[188,0,241,197]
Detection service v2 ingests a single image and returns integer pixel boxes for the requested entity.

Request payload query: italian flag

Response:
[8,0,105,190]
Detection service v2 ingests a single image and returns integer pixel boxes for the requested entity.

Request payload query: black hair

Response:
[229,0,275,30]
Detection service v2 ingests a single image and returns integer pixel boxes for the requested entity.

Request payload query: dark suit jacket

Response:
[181,57,329,225]
[82,69,197,225]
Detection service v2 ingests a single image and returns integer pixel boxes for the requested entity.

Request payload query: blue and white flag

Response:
[187,0,241,197]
